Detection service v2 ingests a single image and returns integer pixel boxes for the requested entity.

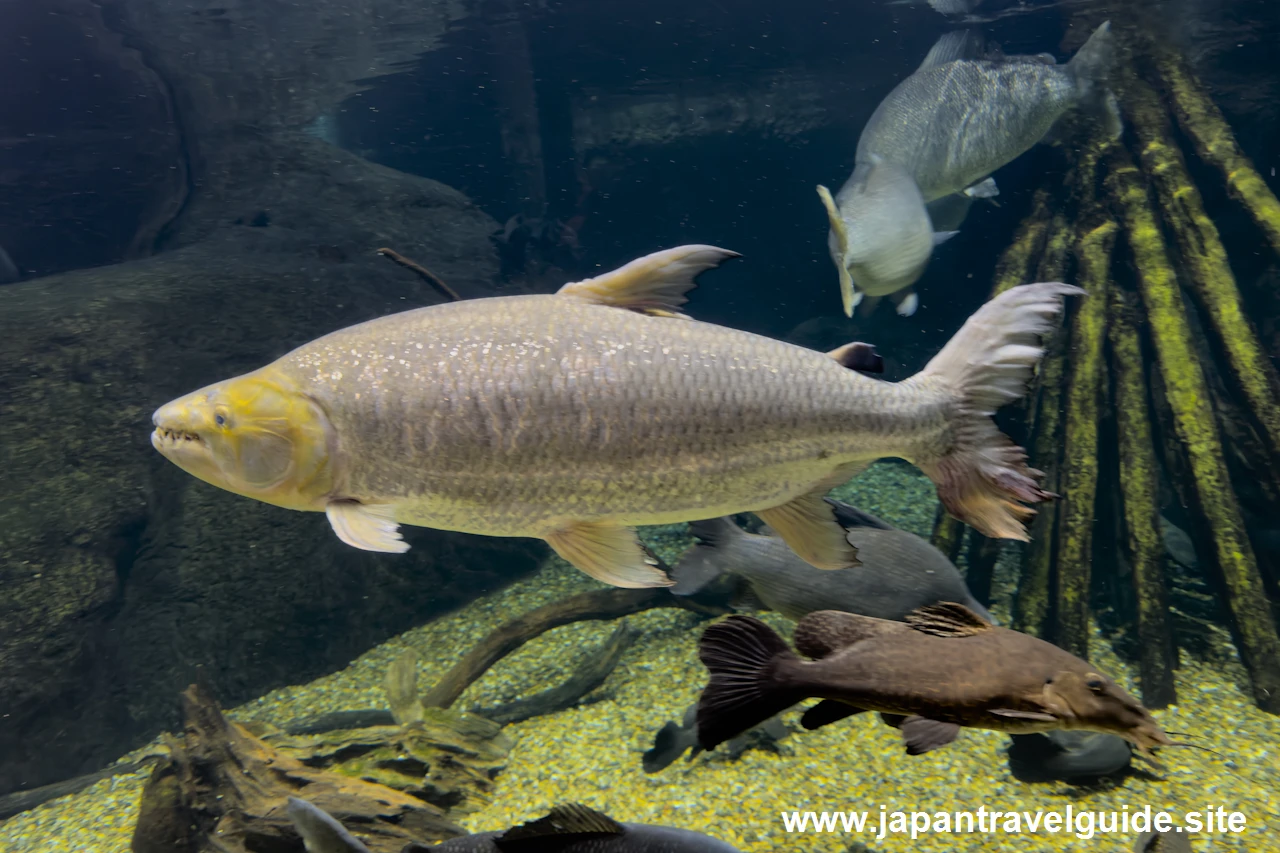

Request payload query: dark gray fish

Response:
[858,22,1121,202]
[288,797,373,853]
[1135,829,1195,853]
[404,803,743,851]
[642,703,789,773]
[671,499,992,624]
[1006,730,1133,783]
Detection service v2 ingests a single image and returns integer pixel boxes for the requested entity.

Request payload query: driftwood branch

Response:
[422,588,720,710]
[376,247,461,301]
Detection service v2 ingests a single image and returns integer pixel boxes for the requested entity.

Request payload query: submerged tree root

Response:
[1108,288,1179,708]
[1150,46,1280,257]
[1054,217,1115,659]
[1108,151,1280,713]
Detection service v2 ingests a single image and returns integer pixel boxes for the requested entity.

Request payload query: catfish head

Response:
[1040,669,1169,756]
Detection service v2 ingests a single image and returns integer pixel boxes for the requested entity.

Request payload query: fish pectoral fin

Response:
[991,708,1058,722]
[800,699,866,730]
[756,470,864,571]
[325,500,409,553]
[904,601,994,637]
[898,716,962,755]
[794,609,898,658]
[826,341,884,373]
[554,244,740,318]
[545,522,674,588]
[893,290,920,317]
[816,184,858,318]
[495,803,624,850]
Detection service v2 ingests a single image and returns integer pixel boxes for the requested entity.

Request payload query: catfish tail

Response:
[914,282,1084,541]
[696,616,805,750]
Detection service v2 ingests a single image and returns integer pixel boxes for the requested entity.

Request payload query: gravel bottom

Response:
[2,463,1276,852]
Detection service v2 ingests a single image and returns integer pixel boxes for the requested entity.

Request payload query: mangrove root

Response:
[1108,150,1280,713]
[1053,217,1115,659]
[1109,288,1179,708]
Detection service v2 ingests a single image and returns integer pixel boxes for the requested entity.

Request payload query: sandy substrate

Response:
[2,463,1275,852]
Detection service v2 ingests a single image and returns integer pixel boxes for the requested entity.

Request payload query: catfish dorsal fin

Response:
[826,342,884,374]
[495,804,624,852]
[687,516,745,548]
[905,601,993,637]
[823,497,897,530]
[556,245,740,317]
[794,609,897,658]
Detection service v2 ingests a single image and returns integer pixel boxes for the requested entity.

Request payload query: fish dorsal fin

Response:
[556,245,740,318]
[824,497,897,530]
[905,602,993,637]
[794,609,895,658]
[826,342,884,373]
[917,29,986,71]
[495,804,624,852]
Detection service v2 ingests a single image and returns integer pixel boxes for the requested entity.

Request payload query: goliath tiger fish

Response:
[152,244,1079,589]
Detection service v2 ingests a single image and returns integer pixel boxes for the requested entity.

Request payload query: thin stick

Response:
[377,247,461,301]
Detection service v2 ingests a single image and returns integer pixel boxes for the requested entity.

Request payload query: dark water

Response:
[1,0,1279,849]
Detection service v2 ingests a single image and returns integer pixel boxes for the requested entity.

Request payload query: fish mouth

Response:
[152,425,205,449]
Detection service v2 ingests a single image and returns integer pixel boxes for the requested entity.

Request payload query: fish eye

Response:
[214,408,230,428]
[1044,676,1053,685]
[1086,675,1105,691]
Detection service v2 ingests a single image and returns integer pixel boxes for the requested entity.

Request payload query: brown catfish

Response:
[151,244,1079,589]
[696,603,1168,757]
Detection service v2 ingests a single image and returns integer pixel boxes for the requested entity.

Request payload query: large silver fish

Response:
[152,245,1079,589]
[858,22,1120,202]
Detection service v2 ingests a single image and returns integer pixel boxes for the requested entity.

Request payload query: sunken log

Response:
[130,685,466,853]
[929,508,965,563]
[421,588,719,710]
[1054,216,1115,659]
[1108,288,1179,708]
[472,623,639,724]
[1108,151,1280,713]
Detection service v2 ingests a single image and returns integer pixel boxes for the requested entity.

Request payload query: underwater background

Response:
[1,0,1279,850]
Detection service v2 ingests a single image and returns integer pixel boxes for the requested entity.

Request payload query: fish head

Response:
[151,368,335,510]
[1041,669,1170,756]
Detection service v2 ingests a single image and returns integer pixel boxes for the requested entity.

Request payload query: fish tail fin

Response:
[696,616,805,750]
[669,517,744,596]
[914,282,1084,540]
[1066,21,1122,140]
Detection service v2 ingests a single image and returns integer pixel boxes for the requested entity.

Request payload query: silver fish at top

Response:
[152,245,1079,590]
[819,24,1118,317]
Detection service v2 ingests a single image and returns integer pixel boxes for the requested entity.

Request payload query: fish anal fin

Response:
[546,522,673,588]
[905,602,994,637]
[826,342,884,374]
[555,245,739,317]
[325,500,409,553]
[794,609,897,658]
[898,716,962,754]
[801,699,866,730]
[756,469,863,571]
[495,804,624,852]
[817,184,858,318]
